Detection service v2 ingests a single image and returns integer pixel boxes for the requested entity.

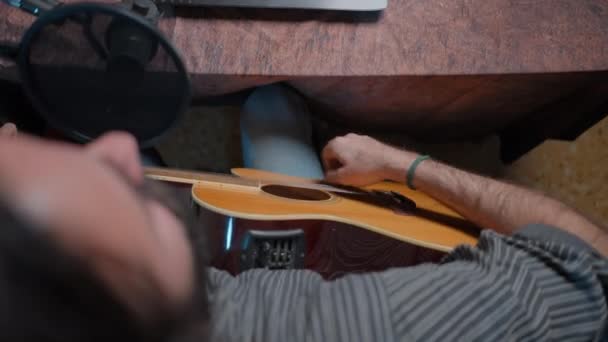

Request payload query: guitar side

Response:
[191,168,479,252]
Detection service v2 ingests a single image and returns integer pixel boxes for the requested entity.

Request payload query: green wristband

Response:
[406,155,430,190]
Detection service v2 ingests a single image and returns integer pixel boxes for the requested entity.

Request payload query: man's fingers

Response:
[325,166,357,185]
[321,144,341,171]
[324,168,345,184]
[0,123,17,138]
[86,132,143,185]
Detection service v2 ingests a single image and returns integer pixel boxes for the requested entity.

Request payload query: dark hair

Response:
[0,201,178,341]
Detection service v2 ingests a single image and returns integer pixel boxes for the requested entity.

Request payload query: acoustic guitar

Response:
[145,167,479,279]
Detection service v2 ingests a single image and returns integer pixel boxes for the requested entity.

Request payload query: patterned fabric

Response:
[207,225,608,342]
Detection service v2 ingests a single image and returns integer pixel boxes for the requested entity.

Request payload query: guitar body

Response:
[201,214,449,280]
[147,167,479,279]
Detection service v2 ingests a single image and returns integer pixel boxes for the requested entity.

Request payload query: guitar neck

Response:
[144,167,259,188]
[145,167,365,195]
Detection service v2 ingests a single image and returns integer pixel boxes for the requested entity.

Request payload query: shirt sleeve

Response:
[394,229,608,341]
[514,223,598,254]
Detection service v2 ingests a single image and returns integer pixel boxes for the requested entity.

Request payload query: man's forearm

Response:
[384,151,608,256]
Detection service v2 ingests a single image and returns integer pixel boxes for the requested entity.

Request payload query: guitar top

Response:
[146,167,479,252]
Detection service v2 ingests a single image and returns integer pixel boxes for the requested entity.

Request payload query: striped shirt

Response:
[207,225,608,341]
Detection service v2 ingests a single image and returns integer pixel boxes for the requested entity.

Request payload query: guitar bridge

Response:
[240,229,306,271]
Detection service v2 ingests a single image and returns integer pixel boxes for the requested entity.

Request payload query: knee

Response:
[241,84,311,133]
[244,83,285,109]
[242,84,286,123]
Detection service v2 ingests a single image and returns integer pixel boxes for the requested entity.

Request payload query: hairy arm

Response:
[386,155,607,255]
[323,134,608,256]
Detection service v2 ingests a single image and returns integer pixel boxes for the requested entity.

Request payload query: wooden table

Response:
[2,0,608,144]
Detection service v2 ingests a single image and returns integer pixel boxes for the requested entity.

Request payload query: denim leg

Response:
[240,84,324,179]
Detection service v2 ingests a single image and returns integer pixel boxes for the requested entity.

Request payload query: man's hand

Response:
[0,126,142,183]
[321,133,416,186]
[0,123,17,139]
[85,132,144,185]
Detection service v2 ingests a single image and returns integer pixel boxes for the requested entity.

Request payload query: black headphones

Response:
[1,0,190,147]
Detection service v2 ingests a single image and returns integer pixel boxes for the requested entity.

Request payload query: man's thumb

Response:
[0,123,17,138]
[325,167,347,184]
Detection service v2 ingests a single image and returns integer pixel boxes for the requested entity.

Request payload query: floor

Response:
[158,105,243,173]
[505,115,608,225]
[157,105,608,227]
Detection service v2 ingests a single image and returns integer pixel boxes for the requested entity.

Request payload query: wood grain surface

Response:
[171,0,608,76]
[1,0,607,139]
[2,0,608,76]
[289,72,608,139]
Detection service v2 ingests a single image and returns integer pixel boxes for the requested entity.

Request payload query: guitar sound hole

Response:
[261,185,331,201]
